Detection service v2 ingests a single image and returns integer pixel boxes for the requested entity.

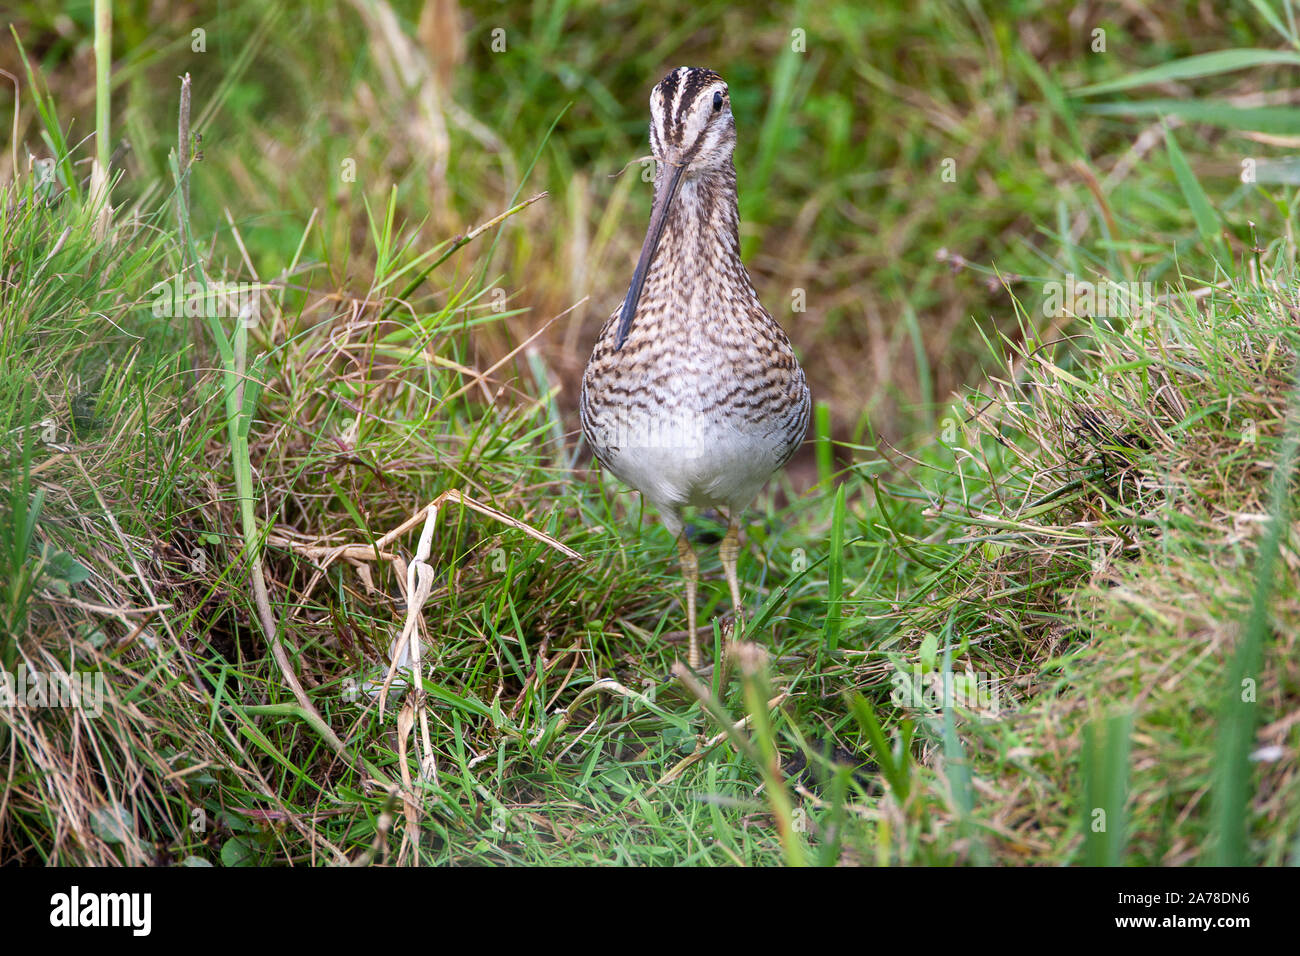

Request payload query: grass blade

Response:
[1074,49,1300,96]
[1081,713,1133,866]
[1085,99,1300,135]
[823,483,846,655]
[1164,125,1223,251]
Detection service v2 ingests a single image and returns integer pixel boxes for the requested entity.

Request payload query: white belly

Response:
[600,409,781,520]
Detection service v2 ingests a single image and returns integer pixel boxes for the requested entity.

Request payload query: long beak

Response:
[614,161,686,350]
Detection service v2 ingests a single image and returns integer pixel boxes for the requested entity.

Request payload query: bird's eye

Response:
[712,90,724,112]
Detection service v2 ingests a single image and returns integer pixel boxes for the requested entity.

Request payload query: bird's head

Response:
[648,66,735,175]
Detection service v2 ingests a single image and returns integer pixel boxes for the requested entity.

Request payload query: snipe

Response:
[580,66,811,669]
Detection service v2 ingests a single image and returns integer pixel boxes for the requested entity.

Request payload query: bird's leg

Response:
[676,531,700,669]
[719,519,744,646]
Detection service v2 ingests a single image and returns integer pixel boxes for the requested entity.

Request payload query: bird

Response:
[580,66,811,670]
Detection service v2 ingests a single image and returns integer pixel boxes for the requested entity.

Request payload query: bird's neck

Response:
[641,162,757,331]
[657,163,741,262]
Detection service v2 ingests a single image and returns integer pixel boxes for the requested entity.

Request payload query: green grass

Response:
[1,0,1298,865]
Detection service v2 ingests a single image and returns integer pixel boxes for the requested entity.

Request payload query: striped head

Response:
[648,67,735,175]
[613,67,735,349]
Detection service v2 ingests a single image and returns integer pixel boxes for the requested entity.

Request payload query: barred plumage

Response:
[580,67,811,669]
